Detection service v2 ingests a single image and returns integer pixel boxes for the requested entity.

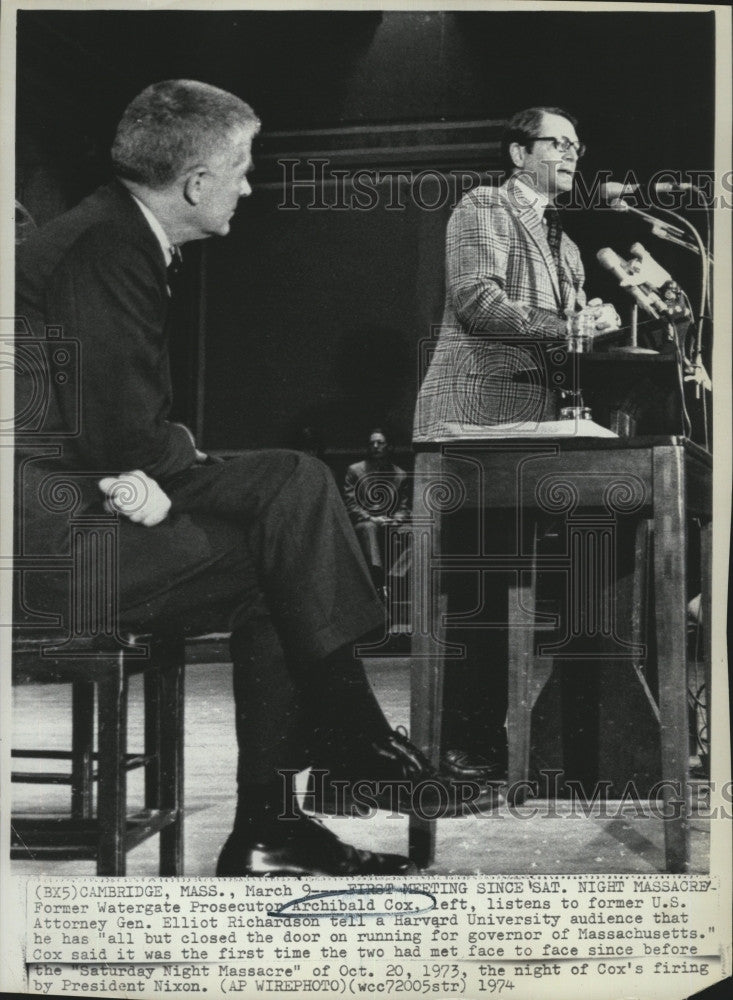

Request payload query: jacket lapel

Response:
[111,180,170,281]
[501,178,562,307]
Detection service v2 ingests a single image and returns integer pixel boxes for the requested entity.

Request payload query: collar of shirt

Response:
[511,176,550,224]
[130,193,175,266]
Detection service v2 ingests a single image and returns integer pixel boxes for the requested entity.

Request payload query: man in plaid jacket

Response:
[413,106,618,440]
[412,107,619,781]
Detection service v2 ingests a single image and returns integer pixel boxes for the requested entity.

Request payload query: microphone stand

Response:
[644,204,712,445]
[610,197,712,448]
[609,198,711,368]
[610,200,692,244]
[608,302,658,356]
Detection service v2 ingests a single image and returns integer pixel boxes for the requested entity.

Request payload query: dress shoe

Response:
[441,748,506,782]
[305,728,503,818]
[370,726,434,780]
[215,814,415,876]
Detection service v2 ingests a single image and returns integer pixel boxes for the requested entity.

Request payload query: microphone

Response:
[627,243,690,321]
[606,198,688,239]
[650,224,700,254]
[628,243,673,287]
[602,180,699,198]
[599,181,640,202]
[596,247,667,318]
[654,181,698,193]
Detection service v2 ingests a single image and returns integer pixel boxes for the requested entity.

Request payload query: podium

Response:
[408,436,711,873]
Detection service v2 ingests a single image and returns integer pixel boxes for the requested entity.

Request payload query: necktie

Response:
[167,246,183,285]
[543,205,574,308]
[543,206,563,272]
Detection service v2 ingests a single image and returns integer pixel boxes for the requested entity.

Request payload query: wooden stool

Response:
[11,632,185,876]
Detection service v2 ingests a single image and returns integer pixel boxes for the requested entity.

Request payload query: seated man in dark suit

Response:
[15,80,491,878]
[343,428,410,598]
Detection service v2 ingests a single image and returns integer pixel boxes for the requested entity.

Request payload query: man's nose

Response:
[240,177,252,197]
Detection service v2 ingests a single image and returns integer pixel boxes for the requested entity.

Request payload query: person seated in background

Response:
[343,428,411,599]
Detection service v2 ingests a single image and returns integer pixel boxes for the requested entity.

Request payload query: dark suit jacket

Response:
[413,176,586,440]
[15,181,197,558]
[14,180,383,662]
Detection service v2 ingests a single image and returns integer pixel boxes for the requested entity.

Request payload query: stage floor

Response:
[11,659,710,876]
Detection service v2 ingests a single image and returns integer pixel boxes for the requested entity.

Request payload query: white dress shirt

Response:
[511,176,550,223]
[130,193,174,266]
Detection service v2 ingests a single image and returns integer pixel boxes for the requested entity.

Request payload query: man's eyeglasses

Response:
[529,136,586,159]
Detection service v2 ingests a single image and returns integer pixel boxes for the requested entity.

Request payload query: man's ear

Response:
[183,167,207,206]
[508,141,526,170]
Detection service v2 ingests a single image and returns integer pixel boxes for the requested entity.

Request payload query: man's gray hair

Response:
[111,80,260,188]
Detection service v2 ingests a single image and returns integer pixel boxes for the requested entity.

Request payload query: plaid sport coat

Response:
[413,176,586,440]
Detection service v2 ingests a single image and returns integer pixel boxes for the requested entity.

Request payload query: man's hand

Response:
[98,470,171,527]
[583,298,622,333]
[683,357,712,392]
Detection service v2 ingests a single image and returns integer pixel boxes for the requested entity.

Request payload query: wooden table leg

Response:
[507,521,554,804]
[507,525,536,803]
[158,636,185,876]
[652,446,690,873]
[409,452,444,869]
[71,681,94,819]
[144,667,161,811]
[97,658,128,875]
[699,517,712,767]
